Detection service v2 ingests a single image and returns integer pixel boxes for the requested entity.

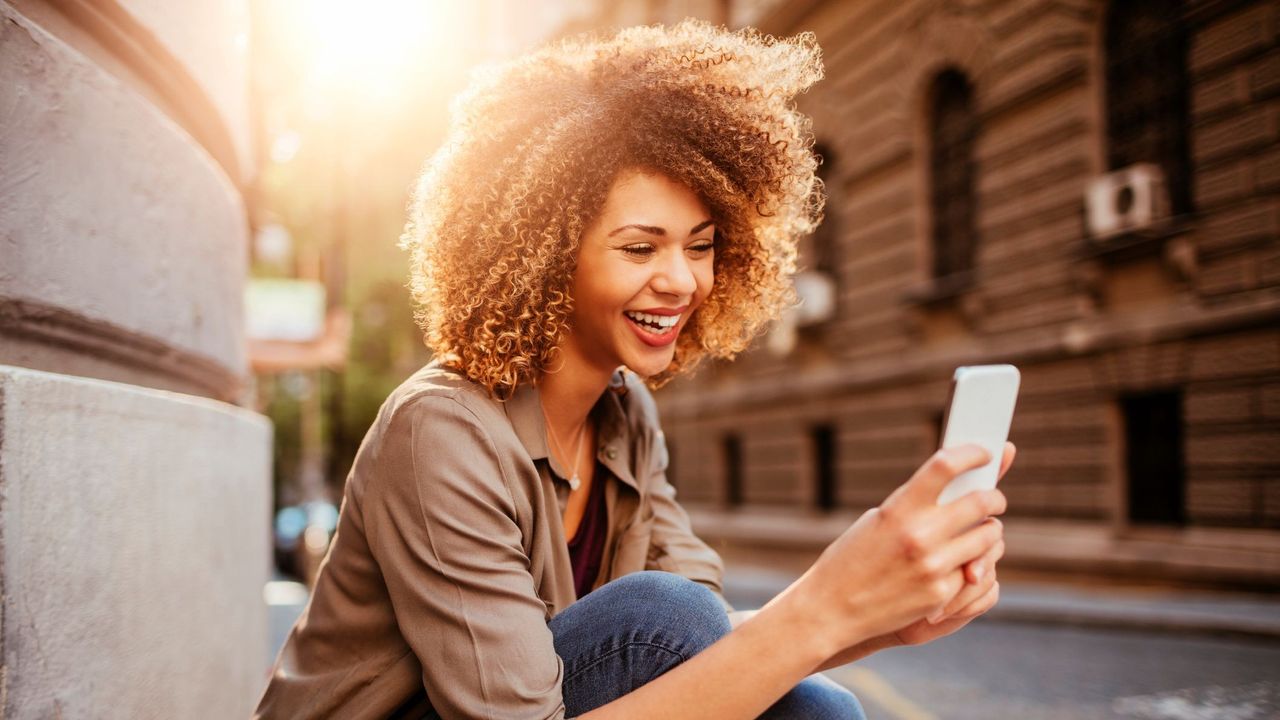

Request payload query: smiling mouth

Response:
[623,310,681,335]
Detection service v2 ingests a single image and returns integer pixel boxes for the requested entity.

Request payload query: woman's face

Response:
[564,169,716,380]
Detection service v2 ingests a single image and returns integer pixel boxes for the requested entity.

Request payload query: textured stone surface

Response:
[114,0,253,177]
[0,366,271,719]
[0,3,248,379]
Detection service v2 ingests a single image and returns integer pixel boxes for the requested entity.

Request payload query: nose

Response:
[651,247,698,298]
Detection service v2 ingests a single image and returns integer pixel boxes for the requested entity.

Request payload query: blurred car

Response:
[274,500,339,586]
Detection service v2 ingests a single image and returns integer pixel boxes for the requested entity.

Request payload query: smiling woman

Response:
[568,171,717,379]
[400,20,822,399]
[256,18,1011,720]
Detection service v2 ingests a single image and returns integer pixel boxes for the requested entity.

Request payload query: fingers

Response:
[932,489,1007,540]
[893,445,992,509]
[923,568,969,620]
[936,533,1004,621]
[952,580,1001,621]
[997,442,1017,481]
[964,521,1005,584]
[935,515,1004,574]
[930,564,995,622]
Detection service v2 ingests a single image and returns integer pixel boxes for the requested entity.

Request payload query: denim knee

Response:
[762,674,867,720]
[550,572,733,713]
[596,571,731,653]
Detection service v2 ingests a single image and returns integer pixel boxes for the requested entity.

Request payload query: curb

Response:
[722,567,1280,642]
[981,588,1280,641]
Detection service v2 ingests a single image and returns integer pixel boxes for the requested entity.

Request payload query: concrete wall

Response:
[0,1,249,401]
[0,0,272,713]
[0,367,272,718]
[113,0,253,176]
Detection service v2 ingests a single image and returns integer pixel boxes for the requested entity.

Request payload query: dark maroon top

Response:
[566,462,609,599]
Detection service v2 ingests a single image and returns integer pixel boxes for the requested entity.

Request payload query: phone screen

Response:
[937,365,1020,505]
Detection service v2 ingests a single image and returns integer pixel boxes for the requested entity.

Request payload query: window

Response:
[1122,390,1186,525]
[811,424,838,511]
[1104,0,1192,215]
[797,142,840,339]
[722,434,743,507]
[929,69,979,281]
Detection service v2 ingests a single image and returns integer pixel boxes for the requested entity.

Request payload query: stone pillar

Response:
[0,0,270,716]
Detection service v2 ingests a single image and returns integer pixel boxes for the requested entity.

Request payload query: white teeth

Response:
[625,310,681,331]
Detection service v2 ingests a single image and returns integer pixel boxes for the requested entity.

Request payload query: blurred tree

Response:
[251,0,487,501]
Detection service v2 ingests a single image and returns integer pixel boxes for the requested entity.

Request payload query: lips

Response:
[623,310,681,330]
[623,310,681,347]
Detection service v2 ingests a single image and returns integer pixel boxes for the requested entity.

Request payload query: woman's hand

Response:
[892,572,1000,646]
[886,442,1015,647]
[780,443,1008,660]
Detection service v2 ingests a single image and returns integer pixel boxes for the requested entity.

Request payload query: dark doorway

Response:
[1122,390,1186,525]
[812,425,838,511]
[723,434,743,508]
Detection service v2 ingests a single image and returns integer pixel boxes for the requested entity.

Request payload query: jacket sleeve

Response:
[639,423,736,614]
[364,394,566,720]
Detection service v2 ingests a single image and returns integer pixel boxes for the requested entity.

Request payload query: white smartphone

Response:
[936,365,1021,505]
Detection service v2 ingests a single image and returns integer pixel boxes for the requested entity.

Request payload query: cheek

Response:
[579,272,633,324]
[694,262,715,305]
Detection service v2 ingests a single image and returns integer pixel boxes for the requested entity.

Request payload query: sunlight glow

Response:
[301,0,438,86]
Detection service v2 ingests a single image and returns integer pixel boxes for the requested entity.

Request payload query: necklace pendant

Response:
[568,474,581,491]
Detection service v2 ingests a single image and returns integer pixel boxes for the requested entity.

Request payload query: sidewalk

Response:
[721,561,1280,641]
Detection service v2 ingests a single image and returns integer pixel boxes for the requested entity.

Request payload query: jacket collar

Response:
[505,369,638,493]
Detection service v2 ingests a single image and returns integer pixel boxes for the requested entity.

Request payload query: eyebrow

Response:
[607,219,715,237]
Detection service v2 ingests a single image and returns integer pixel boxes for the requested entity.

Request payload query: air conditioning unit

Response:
[792,270,836,327]
[765,270,837,356]
[1084,163,1170,241]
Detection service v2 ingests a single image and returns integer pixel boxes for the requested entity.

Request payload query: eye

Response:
[621,244,656,258]
[687,240,715,256]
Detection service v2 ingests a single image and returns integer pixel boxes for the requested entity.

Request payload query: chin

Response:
[622,351,675,379]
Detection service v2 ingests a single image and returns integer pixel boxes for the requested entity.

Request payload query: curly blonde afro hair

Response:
[400,18,824,398]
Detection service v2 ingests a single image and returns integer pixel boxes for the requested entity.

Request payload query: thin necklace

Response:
[541,403,587,491]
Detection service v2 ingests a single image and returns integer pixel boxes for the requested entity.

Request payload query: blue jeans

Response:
[551,571,866,719]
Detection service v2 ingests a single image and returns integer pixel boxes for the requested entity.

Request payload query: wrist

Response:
[760,585,848,671]
[873,631,905,652]
[816,632,900,672]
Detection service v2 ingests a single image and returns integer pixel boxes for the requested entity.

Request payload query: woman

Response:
[256,20,1012,719]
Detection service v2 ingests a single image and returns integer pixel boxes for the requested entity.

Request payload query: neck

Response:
[538,340,615,435]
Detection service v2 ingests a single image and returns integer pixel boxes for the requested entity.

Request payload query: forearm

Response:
[579,594,838,720]
[730,609,898,672]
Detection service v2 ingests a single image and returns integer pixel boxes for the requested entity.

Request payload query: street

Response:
[829,620,1280,720]
[266,567,1280,719]
[721,558,1280,720]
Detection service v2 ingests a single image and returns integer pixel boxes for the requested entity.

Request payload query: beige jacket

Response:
[255,362,731,720]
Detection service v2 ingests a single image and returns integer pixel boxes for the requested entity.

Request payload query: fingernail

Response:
[972,565,985,582]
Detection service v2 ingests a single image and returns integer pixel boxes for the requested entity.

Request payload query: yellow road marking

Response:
[830,666,938,720]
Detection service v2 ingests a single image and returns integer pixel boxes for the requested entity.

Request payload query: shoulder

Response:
[353,364,531,511]
[387,363,505,427]
[370,363,522,465]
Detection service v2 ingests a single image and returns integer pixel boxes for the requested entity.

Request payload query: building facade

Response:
[0,0,270,715]
[638,0,1280,586]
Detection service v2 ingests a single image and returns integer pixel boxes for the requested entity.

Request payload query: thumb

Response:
[891,444,992,509]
